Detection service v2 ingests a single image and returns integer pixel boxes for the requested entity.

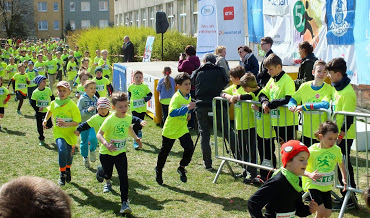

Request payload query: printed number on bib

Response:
[37,100,49,107]
[56,117,72,128]
[17,83,26,89]
[271,109,280,118]
[276,211,295,218]
[235,102,242,108]
[0,89,4,95]
[133,99,145,108]
[96,85,104,91]
[255,111,262,120]
[111,139,127,151]
[312,171,335,186]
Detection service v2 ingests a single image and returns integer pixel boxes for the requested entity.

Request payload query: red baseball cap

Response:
[281,140,309,167]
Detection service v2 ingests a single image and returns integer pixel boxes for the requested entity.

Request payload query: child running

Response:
[248,140,318,217]
[155,73,196,185]
[75,71,90,99]
[66,56,78,88]
[31,75,54,146]
[5,57,17,93]
[98,50,111,79]
[128,70,152,149]
[96,92,142,214]
[156,66,175,124]
[0,77,10,130]
[8,63,30,115]
[43,81,81,186]
[303,121,347,218]
[93,67,113,98]
[26,61,39,104]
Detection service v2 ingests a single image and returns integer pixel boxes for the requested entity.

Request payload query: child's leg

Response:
[0,108,4,128]
[310,189,332,218]
[245,128,257,178]
[99,154,115,181]
[56,138,70,172]
[48,74,56,91]
[132,111,145,135]
[115,152,128,202]
[35,112,45,141]
[277,126,295,144]
[178,133,194,167]
[156,136,176,170]
[16,92,24,111]
[161,104,169,124]
[88,127,98,152]
[66,143,75,170]
[80,130,89,158]
[337,139,356,196]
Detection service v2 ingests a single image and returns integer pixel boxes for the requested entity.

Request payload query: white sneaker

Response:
[83,157,90,168]
[90,150,96,162]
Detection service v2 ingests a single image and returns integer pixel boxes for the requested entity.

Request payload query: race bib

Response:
[235,102,242,108]
[103,65,109,70]
[56,117,72,128]
[48,65,54,70]
[271,109,280,119]
[276,211,295,218]
[37,100,49,107]
[29,80,35,85]
[255,111,262,120]
[0,88,4,95]
[11,68,17,72]
[72,67,77,71]
[37,67,44,71]
[132,99,145,109]
[111,139,127,151]
[96,84,104,91]
[17,83,26,89]
[312,171,335,186]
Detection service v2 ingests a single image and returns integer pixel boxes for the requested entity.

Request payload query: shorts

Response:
[309,189,332,209]
[0,107,4,114]
[16,91,27,99]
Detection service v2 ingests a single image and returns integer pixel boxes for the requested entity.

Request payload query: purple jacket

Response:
[178,55,201,76]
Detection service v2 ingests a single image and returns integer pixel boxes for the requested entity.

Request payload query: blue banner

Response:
[247,0,264,43]
[354,0,370,84]
[112,64,127,92]
[326,0,355,45]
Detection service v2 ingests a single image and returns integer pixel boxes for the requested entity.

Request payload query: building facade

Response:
[34,0,63,39]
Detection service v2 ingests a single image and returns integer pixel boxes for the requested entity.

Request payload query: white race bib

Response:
[312,171,335,186]
[96,84,104,91]
[37,100,49,107]
[0,88,4,95]
[111,139,127,151]
[271,109,280,119]
[17,83,26,89]
[132,99,145,109]
[276,211,295,218]
[255,111,262,120]
[56,117,72,128]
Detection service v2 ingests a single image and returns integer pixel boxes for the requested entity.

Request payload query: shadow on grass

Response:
[44,142,58,152]
[141,142,183,158]
[23,114,35,119]
[2,127,26,136]
[162,184,248,212]
[350,156,369,168]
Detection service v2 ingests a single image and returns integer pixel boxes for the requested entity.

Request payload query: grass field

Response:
[0,84,369,217]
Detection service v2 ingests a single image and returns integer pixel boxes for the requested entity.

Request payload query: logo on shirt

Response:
[315,151,336,172]
[133,89,143,98]
[223,7,234,20]
[315,94,320,99]
[113,121,129,137]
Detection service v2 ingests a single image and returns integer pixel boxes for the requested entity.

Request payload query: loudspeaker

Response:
[156,12,169,34]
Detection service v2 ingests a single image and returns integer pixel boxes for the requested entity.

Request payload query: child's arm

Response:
[6,78,14,88]
[74,122,92,136]
[42,111,52,128]
[303,170,322,181]
[30,99,39,112]
[144,92,153,102]
[3,94,10,105]
[248,180,276,217]
[107,83,113,96]
[221,92,235,103]
[339,161,348,192]
[96,129,117,152]
[169,102,196,117]
[128,126,142,149]
[266,95,292,110]
[132,115,147,127]
[288,97,298,112]
[56,119,79,127]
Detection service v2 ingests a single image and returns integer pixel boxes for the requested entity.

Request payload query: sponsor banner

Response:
[326,0,355,45]
[196,0,218,59]
[263,0,289,16]
[217,0,245,60]
[112,64,127,92]
[247,0,264,43]
[143,36,155,62]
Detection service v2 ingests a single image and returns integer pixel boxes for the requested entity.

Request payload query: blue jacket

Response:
[156,77,176,100]
[77,93,98,122]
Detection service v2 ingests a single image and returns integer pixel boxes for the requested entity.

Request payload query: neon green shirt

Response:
[47,100,81,145]
[293,81,334,138]
[262,73,297,126]
[34,62,46,76]
[45,59,58,74]
[128,83,151,113]
[31,87,53,112]
[98,58,111,77]
[253,89,276,138]
[93,77,110,97]
[0,62,7,77]
[162,91,191,139]
[66,62,78,81]
[87,113,109,135]
[6,64,17,79]
[99,113,132,156]
[12,73,30,94]
[0,85,10,107]
[303,143,342,192]
[26,69,38,88]
[76,84,85,96]
[74,51,82,62]
[160,98,171,105]
[2,49,10,60]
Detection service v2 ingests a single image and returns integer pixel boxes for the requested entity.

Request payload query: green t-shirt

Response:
[262,73,298,126]
[74,51,82,62]
[34,62,46,76]
[0,86,10,107]
[223,84,255,130]
[323,84,356,139]
[162,91,191,139]
[54,57,63,69]
[128,83,151,113]
[87,113,108,135]
[26,69,38,87]
[99,113,132,156]
[160,98,171,105]
[2,49,10,59]
[31,87,53,112]
[76,84,85,96]
[253,90,276,138]
[6,64,17,79]
[47,100,81,145]
[303,143,342,192]
[66,62,78,81]
[0,62,7,77]
[98,58,111,77]
[93,77,110,97]
[12,73,30,94]
[45,59,58,74]
[293,81,334,138]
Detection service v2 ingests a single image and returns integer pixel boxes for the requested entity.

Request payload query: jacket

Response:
[295,53,318,90]
[257,50,273,88]
[240,53,259,77]
[178,55,201,76]
[77,93,98,122]
[123,41,134,62]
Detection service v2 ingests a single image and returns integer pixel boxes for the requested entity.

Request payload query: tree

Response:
[64,20,73,35]
[0,0,34,39]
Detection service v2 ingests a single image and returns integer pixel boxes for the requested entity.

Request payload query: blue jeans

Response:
[80,128,98,158]
[56,138,74,169]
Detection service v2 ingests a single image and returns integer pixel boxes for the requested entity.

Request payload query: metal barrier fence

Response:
[211,97,369,217]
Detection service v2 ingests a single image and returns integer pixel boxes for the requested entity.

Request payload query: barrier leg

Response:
[213,160,235,184]
[339,191,351,218]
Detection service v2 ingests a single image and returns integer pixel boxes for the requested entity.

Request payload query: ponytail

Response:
[163,67,172,90]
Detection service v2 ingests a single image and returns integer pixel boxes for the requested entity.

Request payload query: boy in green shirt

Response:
[73,45,82,65]
[96,92,142,214]
[26,61,39,104]
[43,81,81,186]
[45,53,58,92]
[34,54,46,76]
[66,56,78,89]
[0,76,11,130]
[93,67,113,97]
[55,51,63,82]
[8,63,30,115]
[6,57,17,93]
[98,50,112,79]
[155,73,196,185]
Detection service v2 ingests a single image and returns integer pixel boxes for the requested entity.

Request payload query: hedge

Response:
[67,26,197,63]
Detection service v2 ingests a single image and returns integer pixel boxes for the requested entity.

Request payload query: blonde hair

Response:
[240,73,258,88]
[101,50,108,55]
[215,46,226,55]
[84,80,96,89]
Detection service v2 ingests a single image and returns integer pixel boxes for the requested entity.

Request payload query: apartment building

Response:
[34,1,63,39]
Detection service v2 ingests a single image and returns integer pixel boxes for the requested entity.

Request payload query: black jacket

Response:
[241,54,259,77]
[248,172,311,218]
[295,53,318,90]
[257,50,273,87]
[123,41,134,62]
[191,62,229,108]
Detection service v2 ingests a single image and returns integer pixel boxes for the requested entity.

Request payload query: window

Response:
[38,2,47,12]
[70,20,76,30]
[70,2,75,12]
[178,0,186,33]
[99,1,108,11]
[4,2,11,12]
[118,13,123,25]
[135,10,139,27]
[81,2,90,12]
[53,2,59,12]
[166,2,174,29]
[149,7,154,27]
[192,0,198,36]
[141,9,147,27]
[99,20,109,28]
[81,20,90,29]
[38,21,48,30]
[128,12,133,26]
[124,13,129,26]
[54,20,59,30]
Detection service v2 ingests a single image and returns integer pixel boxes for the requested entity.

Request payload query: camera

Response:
[180,53,186,58]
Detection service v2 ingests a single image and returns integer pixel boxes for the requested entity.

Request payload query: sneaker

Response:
[58,172,66,186]
[332,201,356,211]
[103,182,112,193]
[90,150,96,162]
[177,167,187,183]
[14,96,17,101]
[39,140,45,146]
[138,130,142,138]
[244,176,262,185]
[155,167,163,185]
[17,110,22,115]
[83,157,90,168]
[235,169,248,179]
[120,201,132,214]
[65,170,71,183]
[205,166,214,171]
[96,167,104,183]
[133,141,139,150]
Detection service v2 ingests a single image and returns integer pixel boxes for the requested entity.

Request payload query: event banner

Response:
[326,0,355,45]
[196,0,218,59]
[217,0,245,60]
[263,0,290,16]
[247,0,264,43]
[112,64,127,92]
[143,36,155,62]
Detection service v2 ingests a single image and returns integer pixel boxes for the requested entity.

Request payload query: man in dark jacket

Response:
[191,53,235,170]
[257,36,274,87]
[122,36,134,62]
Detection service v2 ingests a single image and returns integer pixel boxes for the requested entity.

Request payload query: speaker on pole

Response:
[156,12,169,34]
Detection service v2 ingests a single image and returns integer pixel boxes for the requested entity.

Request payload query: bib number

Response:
[29,80,35,85]
[56,117,72,128]
[17,83,26,89]
[133,99,145,109]
[96,84,104,91]
[235,102,242,108]
[312,171,335,186]
[111,139,127,151]
[271,109,280,118]
[37,100,49,107]
[255,111,262,120]
[276,211,295,218]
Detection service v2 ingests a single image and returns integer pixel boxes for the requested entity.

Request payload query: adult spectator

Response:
[122,36,134,62]
[257,36,274,87]
[295,41,318,90]
[238,45,258,77]
[215,46,230,77]
[191,53,235,170]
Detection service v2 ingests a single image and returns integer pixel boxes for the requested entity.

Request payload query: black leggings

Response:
[35,112,53,141]
[16,91,26,111]
[132,111,145,135]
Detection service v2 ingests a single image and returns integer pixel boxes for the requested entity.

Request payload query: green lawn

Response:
[0,86,369,217]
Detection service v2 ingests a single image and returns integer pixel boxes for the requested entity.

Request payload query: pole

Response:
[161,32,164,61]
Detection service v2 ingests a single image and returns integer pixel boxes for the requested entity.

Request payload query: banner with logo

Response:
[142,36,155,62]
[112,64,127,92]
[196,0,218,59]
[247,0,264,43]
[217,0,245,60]
[263,0,290,16]
[326,0,355,45]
